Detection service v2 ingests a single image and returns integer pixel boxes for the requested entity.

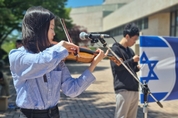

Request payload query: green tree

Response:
[0,0,72,60]
[68,25,89,46]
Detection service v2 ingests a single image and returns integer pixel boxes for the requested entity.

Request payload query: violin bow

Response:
[59,18,73,43]
[59,18,79,56]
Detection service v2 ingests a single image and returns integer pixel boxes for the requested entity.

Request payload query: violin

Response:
[66,47,122,65]
[59,18,122,65]
[66,47,97,63]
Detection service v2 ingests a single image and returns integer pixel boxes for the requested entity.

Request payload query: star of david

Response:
[140,52,159,83]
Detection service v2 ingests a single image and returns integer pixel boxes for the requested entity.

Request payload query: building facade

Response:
[70,0,178,54]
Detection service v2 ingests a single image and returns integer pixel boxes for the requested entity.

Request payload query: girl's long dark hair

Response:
[22,6,55,53]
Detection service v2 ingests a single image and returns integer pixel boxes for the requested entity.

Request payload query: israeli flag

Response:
[139,36,178,103]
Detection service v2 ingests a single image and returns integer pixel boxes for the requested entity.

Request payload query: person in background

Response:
[16,39,23,48]
[0,60,10,97]
[9,6,106,118]
[110,23,140,118]
[0,71,10,96]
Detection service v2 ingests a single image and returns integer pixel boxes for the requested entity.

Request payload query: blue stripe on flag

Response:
[140,36,168,47]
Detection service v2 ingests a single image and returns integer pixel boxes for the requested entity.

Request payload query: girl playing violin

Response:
[8,6,106,118]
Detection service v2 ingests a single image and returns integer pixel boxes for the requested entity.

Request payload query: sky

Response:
[66,0,104,8]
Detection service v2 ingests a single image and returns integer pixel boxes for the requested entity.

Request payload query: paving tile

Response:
[0,60,178,118]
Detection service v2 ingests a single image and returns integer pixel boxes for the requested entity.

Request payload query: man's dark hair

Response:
[123,23,140,37]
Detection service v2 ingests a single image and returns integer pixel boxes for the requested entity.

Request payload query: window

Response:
[134,18,148,30]
[104,17,148,37]
[176,26,178,36]
[144,18,148,29]
[170,10,178,36]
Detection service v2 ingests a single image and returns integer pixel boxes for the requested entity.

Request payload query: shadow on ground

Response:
[59,91,115,118]
[1,61,178,118]
[59,91,178,118]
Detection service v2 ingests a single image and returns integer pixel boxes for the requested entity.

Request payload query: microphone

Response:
[79,32,110,40]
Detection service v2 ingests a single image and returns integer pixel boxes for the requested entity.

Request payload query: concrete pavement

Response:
[0,59,178,118]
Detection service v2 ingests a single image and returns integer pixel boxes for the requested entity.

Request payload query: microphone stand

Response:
[95,37,163,118]
[142,82,149,118]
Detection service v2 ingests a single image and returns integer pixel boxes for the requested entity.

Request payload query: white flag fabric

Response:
[139,36,178,103]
